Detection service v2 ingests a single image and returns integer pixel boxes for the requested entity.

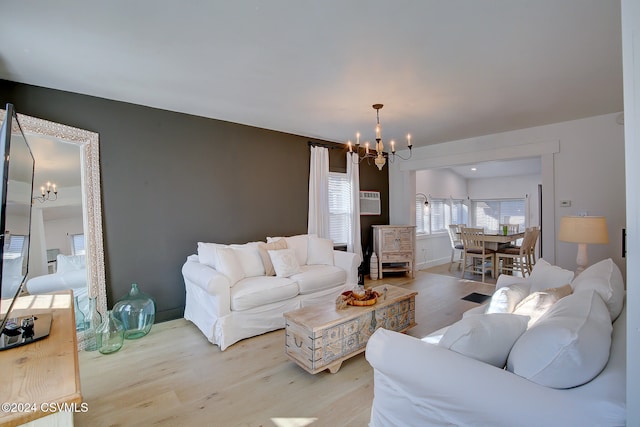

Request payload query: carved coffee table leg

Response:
[327,361,343,374]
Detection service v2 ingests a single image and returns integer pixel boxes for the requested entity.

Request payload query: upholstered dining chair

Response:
[496,227,537,277]
[447,224,465,271]
[460,227,496,283]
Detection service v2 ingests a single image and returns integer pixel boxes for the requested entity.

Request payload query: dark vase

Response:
[112,283,156,339]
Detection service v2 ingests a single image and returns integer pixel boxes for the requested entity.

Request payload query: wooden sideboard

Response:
[372,225,416,279]
[0,290,82,427]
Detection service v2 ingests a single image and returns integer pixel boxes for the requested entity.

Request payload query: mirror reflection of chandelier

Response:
[33,181,58,203]
[347,104,413,170]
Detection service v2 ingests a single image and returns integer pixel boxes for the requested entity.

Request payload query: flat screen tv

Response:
[0,103,51,350]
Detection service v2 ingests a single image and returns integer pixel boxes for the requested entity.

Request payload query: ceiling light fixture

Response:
[347,104,412,170]
[32,181,58,203]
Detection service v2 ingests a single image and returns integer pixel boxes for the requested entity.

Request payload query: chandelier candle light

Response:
[33,181,58,203]
[347,104,412,170]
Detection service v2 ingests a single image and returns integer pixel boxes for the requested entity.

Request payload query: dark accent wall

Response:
[1,80,389,321]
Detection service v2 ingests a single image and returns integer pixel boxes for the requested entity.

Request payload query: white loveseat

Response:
[182,234,360,350]
[366,258,626,427]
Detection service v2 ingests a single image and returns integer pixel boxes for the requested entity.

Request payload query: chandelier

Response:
[33,181,58,203]
[347,104,412,170]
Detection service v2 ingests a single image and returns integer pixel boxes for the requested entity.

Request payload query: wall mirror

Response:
[0,109,105,349]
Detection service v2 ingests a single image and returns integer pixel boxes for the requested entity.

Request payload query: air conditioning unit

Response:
[360,191,381,215]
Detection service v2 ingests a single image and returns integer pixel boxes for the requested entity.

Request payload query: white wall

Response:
[390,112,626,277]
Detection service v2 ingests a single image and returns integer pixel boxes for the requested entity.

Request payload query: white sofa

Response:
[366,258,626,427]
[182,234,360,350]
[26,254,88,313]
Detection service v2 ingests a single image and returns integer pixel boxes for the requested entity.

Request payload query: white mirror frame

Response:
[1,110,106,349]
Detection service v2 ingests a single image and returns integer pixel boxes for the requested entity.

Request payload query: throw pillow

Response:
[528,258,575,293]
[267,234,314,266]
[258,239,288,276]
[230,242,266,277]
[438,313,529,368]
[213,246,245,286]
[513,291,560,327]
[507,289,613,389]
[571,258,625,321]
[485,283,530,314]
[268,248,301,278]
[307,236,335,266]
[197,242,225,268]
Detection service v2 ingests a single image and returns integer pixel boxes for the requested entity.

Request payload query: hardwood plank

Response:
[75,269,493,426]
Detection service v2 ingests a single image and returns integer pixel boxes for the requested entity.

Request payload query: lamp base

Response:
[575,243,588,276]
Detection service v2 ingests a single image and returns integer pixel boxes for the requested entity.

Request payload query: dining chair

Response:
[525,226,540,272]
[496,227,536,277]
[447,224,464,271]
[460,227,496,283]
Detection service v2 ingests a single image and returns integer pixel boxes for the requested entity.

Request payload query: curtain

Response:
[308,146,330,238]
[346,152,363,259]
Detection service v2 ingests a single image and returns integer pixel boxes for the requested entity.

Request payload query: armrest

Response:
[365,328,601,427]
[182,257,231,316]
[26,272,85,294]
[333,250,361,285]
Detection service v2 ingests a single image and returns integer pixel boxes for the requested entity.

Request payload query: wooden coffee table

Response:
[284,284,417,374]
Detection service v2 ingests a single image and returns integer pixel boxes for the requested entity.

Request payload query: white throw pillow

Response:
[438,313,529,368]
[528,258,575,293]
[507,289,613,389]
[307,237,335,266]
[56,254,86,273]
[197,242,225,268]
[485,283,530,314]
[513,291,560,327]
[230,242,266,277]
[571,258,625,321]
[213,246,245,286]
[267,234,313,266]
[268,248,301,278]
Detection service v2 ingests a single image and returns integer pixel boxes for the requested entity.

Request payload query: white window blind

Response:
[71,234,85,255]
[430,199,447,233]
[472,198,526,230]
[4,235,26,259]
[415,197,469,235]
[416,195,427,233]
[328,173,351,245]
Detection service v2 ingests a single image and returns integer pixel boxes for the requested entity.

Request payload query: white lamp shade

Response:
[558,216,609,244]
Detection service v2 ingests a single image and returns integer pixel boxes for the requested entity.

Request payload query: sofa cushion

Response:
[197,242,224,268]
[268,248,301,278]
[267,234,313,266]
[56,254,86,273]
[230,242,265,277]
[485,283,530,314]
[438,313,528,368]
[507,289,613,389]
[571,258,624,321]
[290,264,346,294]
[230,276,299,311]
[528,258,575,293]
[307,236,335,266]
[258,239,288,276]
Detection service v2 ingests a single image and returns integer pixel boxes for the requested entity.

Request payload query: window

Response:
[416,197,468,234]
[471,198,526,230]
[3,234,27,259]
[71,233,85,255]
[328,173,351,246]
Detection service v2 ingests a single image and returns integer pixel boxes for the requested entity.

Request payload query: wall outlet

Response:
[560,200,571,207]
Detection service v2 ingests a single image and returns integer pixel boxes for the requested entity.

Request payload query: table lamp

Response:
[558,215,609,274]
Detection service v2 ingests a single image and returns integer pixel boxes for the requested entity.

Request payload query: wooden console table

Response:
[0,290,82,427]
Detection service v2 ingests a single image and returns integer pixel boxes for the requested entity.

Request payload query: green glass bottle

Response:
[84,296,102,351]
[97,310,125,354]
[112,283,156,339]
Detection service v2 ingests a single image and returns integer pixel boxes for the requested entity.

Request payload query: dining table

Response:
[457,230,525,250]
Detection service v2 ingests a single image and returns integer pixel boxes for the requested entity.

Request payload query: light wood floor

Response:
[75,267,494,427]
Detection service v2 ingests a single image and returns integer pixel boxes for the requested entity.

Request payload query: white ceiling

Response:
[0,1,622,150]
